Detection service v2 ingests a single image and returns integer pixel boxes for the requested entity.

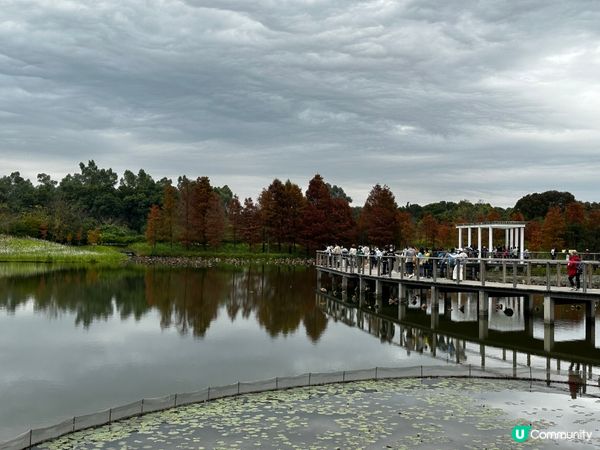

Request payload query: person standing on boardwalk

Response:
[567,250,582,291]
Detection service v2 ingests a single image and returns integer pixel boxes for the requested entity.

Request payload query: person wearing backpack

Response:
[567,250,582,291]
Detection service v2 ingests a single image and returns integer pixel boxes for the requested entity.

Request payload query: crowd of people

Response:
[321,244,595,287]
[323,243,531,278]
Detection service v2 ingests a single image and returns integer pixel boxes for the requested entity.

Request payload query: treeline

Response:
[2,161,600,252]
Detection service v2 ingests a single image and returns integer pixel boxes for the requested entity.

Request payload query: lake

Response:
[0,263,598,442]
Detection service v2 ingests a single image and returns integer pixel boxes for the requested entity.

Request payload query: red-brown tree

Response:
[227,195,242,248]
[205,193,225,248]
[300,174,335,251]
[177,176,195,248]
[541,206,566,250]
[240,197,262,250]
[359,184,398,246]
[145,204,161,249]
[159,183,178,248]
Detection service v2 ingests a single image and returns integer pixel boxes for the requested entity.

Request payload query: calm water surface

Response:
[0,263,598,441]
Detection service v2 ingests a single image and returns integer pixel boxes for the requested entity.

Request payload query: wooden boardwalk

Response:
[316,252,600,300]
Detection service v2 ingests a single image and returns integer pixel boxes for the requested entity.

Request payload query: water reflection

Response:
[319,282,600,367]
[0,265,327,341]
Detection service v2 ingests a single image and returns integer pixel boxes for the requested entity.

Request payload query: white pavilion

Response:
[455,221,527,260]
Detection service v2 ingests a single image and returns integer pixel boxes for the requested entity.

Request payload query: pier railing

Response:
[316,251,600,292]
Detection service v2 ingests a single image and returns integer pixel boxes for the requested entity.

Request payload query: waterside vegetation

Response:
[2,161,600,257]
[0,235,127,264]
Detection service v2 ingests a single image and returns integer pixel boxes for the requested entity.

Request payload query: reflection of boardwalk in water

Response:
[316,290,600,397]
[317,253,600,383]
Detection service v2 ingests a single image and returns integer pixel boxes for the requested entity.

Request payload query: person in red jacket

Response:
[567,250,582,291]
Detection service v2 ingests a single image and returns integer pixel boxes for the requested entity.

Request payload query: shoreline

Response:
[130,255,315,267]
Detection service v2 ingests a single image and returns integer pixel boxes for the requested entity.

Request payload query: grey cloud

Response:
[1,0,599,206]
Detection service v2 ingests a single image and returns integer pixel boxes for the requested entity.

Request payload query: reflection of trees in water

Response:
[219,265,328,342]
[0,268,145,327]
[145,268,225,337]
[0,265,328,341]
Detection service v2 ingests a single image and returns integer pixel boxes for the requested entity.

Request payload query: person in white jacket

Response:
[453,249,468,280]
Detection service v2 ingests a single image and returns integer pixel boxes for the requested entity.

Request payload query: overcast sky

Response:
[1,0,599,207]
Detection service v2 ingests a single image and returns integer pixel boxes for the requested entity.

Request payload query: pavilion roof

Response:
[455,221,526,229]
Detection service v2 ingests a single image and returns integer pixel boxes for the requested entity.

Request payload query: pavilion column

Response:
[509,228,513,249]
[477,227,482,259]
[505,229,509,249]
[488,226,493,259]
[458,228,463,249]
[520,227,525,260]
[468,227,472,248]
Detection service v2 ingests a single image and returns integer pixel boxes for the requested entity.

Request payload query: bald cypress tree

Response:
[359,184,398,247]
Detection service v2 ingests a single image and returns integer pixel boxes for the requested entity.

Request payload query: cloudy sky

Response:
[1,0,599,207]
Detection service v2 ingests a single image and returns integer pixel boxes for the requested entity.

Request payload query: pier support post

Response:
[543,296,555,352]
[586,300,596,345]
[478,290,489,340]
[316,270,322,290]
[544,323,555,353]
[525,296,535,337]
[359,277,365,307]
[398,282,407,320]
[375,279,382,298]
[430,286,439,329]
[341,277,348,301]
[544,296,554,323]
[480,344,486,368]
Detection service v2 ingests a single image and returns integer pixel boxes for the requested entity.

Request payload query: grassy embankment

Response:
[0,235,127,264]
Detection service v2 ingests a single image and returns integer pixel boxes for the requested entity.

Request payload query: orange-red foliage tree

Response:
[420,213,439,247]
[240,197,262,250]
[542,206,566,250]
[359,184,398,246]
[300,174,334,251]
[205,193,225,248]
[160,183,178,247]
[145,204,161,249]
[177,176,195,248]
[227,195,242,248]
[397,211,415,247]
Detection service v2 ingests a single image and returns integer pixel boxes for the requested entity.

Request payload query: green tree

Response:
[118,169,162,232]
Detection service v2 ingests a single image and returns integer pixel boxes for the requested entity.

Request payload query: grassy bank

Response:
[129,242,308,259]
[0,235,127,264]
